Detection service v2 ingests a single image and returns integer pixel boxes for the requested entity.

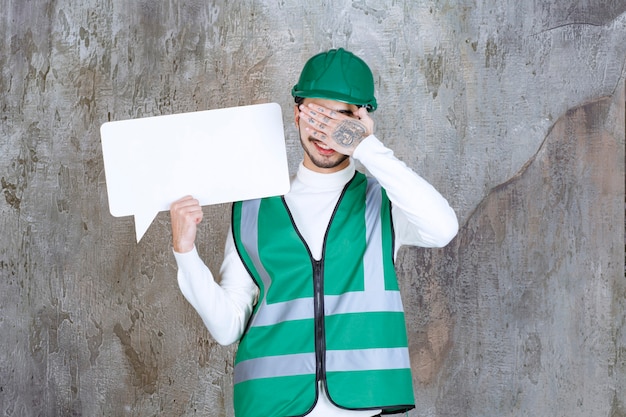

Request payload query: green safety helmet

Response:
[291,48,377,112]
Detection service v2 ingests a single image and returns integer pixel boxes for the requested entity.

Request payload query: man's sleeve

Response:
[353,135,459,251]
[173,229,259,345]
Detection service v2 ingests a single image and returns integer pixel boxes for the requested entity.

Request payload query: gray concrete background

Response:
[0,1,624,416]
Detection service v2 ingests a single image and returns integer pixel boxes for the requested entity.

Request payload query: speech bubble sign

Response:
[100,103,290,242]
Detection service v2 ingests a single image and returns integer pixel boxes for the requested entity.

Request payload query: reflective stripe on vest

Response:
[237,180,403,330]
[235,347,410,384]
[232,172,415,416]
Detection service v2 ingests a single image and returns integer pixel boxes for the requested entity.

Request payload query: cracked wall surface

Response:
[1,1,624,416]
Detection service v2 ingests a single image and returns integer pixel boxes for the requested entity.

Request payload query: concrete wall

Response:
[1,1,624,416]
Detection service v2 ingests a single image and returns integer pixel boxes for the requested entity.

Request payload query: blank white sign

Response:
[100,103,290,242]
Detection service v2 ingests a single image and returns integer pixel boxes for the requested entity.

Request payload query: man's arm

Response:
[299,104,458,249]
[353,136,459,249]
[170,196,258,345]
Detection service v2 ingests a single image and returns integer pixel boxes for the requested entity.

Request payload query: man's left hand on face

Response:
[299,103,374,156]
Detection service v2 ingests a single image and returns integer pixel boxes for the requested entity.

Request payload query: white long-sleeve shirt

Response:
[174,135,458,416]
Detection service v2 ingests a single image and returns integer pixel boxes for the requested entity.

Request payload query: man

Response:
[170,48,458,416]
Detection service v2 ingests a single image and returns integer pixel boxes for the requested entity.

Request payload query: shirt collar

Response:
[294,159,355,190]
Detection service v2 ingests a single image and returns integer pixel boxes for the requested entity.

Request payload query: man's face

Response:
[294,98,361,173]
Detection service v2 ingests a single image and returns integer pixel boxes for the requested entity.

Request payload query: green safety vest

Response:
[232,172,415,417]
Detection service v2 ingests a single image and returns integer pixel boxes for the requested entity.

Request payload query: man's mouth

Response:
[311,138,335,155]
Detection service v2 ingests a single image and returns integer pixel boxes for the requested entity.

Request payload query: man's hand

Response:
[299,103,374,156]
[170,195,203,253]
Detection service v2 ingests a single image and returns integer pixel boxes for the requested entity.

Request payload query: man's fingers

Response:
[306,127,328,141]
[300,104,342,125]
[171,196,203,225]
[172,195,196,206]
[170,196,202,253]
[171,196,201,211]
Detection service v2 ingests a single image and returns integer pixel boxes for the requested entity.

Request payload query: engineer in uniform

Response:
[170,48,459,416]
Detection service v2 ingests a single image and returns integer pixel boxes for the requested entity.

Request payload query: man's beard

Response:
[300,134,349,169]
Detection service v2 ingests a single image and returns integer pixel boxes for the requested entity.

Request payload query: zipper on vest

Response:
[312,258,326,385]
[279,174,356,400]
[279,196,329,390]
